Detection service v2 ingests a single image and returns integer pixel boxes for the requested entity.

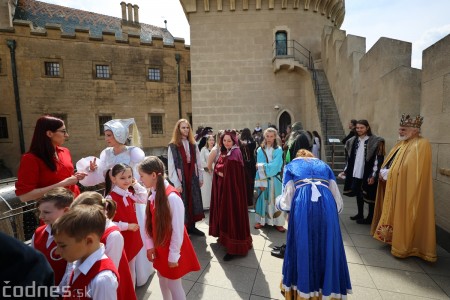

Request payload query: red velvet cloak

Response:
[209,148,252,255]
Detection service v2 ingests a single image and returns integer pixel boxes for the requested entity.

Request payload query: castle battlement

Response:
[181,0,345,27]
[0,20,189,50]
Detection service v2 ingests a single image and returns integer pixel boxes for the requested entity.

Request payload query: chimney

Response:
[120,2,126,21]
[127,3,133,23]
[133,5,139,24]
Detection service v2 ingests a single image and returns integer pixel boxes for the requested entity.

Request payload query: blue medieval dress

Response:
[277,157,352,299]
[254,146,284,226]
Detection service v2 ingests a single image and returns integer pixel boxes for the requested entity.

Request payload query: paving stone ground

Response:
[136,188,450,300]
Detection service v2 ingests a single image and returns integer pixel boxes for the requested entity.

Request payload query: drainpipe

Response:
[6,39,25,154]
[175,53,182,119]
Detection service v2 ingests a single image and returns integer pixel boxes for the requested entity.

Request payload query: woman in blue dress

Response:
[277,149,352,299]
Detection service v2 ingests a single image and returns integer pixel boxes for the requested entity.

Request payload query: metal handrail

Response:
[311,69,329,146]
[272,39,313,69]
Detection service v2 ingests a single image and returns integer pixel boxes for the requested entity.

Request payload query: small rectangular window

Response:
[0,117,9,139]
[45,62,60,77]
[98,115,113,136]
[186,70,191,83]
[150,115,163,134]
[187,114,192,128]
[148,68,161,81]
[96,65,110,79]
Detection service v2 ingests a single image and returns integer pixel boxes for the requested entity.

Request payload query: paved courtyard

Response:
[136,190,450,300]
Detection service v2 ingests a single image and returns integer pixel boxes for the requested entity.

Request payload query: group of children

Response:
[31,156,200,300]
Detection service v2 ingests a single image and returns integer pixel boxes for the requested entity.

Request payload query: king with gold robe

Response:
[371,114,436,262]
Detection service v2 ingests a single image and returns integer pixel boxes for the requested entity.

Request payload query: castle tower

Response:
[179,0,344,131]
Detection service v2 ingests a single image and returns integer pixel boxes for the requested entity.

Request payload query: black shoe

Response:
[350,214,364,221]
[272,244,286,251]
[356,217,372,225]
[223,253,235,261]
[188,227,205,236]
[271,245,286,259]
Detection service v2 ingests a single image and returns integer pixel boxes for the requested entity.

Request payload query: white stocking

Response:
[158,273,186,300]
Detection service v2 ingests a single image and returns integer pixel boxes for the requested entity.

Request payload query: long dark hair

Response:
[29,115,64,171]
[357,119,373,136]
[220,130,238,153]
[239,128,253,142]
[104,163,134,197]
[312,130,321,146]
[138,156,172,247]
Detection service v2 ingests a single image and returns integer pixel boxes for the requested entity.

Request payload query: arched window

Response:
[275,31,287,56]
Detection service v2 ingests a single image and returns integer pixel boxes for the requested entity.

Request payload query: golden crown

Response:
[399,114,423,128]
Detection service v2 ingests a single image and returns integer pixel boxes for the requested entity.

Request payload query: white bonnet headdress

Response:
[104,118,135,145]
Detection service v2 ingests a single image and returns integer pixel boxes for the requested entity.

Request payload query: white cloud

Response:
[414,24,450,49]
[410,24,450,68]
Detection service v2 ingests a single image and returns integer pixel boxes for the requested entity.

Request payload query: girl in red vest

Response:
[104,163,148,286]
[32,187,73,288]
[138,156,201,300]
[72,191,137,300]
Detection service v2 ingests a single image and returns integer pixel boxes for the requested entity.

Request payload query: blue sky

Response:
[41,0,450,68]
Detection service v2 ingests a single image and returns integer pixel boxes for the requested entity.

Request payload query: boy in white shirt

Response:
[52,204,119,299]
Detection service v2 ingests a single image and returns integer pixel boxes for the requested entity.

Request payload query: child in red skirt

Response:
[138,156,200,300]
[104,163,148,286]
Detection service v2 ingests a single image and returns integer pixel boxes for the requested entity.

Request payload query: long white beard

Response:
[398,135,408,141]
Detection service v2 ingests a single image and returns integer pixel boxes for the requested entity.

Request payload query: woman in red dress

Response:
[15,115,87,202]
[209,129,253,261]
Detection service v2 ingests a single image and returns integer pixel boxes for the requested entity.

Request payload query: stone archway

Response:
[278,111,292,135]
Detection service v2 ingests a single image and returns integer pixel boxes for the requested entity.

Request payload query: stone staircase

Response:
[312,70,346,176]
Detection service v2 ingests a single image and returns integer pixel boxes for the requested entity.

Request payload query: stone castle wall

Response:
[0,20,192,174]
[321,26,450,233]
[182,0,343,132]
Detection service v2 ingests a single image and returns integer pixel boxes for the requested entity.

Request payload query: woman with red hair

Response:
[15,115,86,202]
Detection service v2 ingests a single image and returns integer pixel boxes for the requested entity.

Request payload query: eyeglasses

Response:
[56,129,69,135]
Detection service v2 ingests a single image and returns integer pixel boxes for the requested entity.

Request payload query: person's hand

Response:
[89,158,97,171]
[74,172,88,181]
[338,172,346,180]
[379,173,386,182]
[176,186,183,193]
[61,175,79,186]
[168,261,179,268]
[200,181,203,188]
[147,248,155,262]
[128,223,139,231]
[367,177,375,185]
[259,187,266,191]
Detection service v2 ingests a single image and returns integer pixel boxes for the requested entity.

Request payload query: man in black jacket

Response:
[340,120,385,224]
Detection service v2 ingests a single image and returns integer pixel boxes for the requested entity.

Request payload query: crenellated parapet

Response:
[0,20,190,50]
[181,0,345,27]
